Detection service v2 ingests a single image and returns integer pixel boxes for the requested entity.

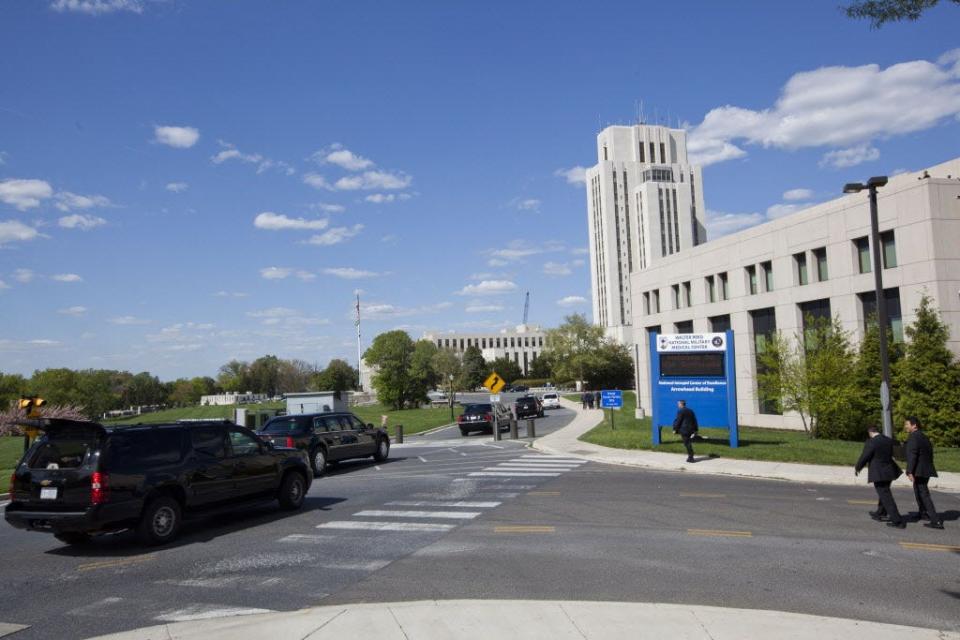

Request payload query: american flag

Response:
[355,294,360,327]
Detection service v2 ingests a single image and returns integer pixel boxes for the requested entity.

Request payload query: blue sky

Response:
[1,0,959,379]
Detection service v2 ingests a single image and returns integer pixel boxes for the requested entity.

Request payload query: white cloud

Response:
[0,179,53,211]
[246,307,298,319]
[704,209,765,238]
[543,261,572,276]
[689,51,960,166]
[456,280,518,296]
[513,198,541,212]
[306,224,364,246]
[214,290,248,298]
[0,279,9,290]
[322,267,381,279]
[572,258,586,267]
[334,171,411,191]
[557,295,587,307]
[0,152,7,165]
[59,214,107,230]
[51,0,144,14]
[313,144,375,171]
[253,212,329,231]
[0,221,40,245]
[311,202,345,213]
[52,273,83,282]
[359,301,452,320]
[783,188,813,201]
[554,166,587,186]
[465,303,504,313]
[365,193,396,203]
[166,182,189,193]
[54,191,111,211]
[58,306,88,316]
[819,144,881,168]
[570,247,589,256]
[12,268,34,283]
[766,203,805,219]
[260,266,292,280]
[487,258,509,267]
[303,173,332,190]
[211,141,294,175]
[154,125,200,149]
[109,315,150,325]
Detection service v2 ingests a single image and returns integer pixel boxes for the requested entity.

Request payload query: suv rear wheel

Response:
[278,472,306,510]
[137,496,182,546]
[311,447,327,477]
[373,437,389,462]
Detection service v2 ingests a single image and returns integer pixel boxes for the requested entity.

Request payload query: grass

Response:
[1,436,26,493]
[580,392,960,472]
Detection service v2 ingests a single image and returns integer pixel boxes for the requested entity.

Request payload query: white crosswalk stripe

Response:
[318,521,456,532]
[468,471,561,477]
[385,501,501,508]
[495,464,579,469]
[519,455,584,461]
[353,510,481,520]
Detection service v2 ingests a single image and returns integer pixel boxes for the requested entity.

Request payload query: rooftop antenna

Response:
[639,99,645,125]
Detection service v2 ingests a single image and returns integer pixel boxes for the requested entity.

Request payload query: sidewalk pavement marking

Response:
[318,521,455,532]
[687,528,752,538]
[481,443,505,449]
[418,456,428,463]
[386,501,501,508]
[354,510,481,520]
[899,541,960,552]
[0,623,29,638]
[528,491,561,496]
[847,500,877,505]
[680,493,726,498]
[77,554,157,572]
[278,534,335,544]
[495,525,556,533]
[154,605,275,622]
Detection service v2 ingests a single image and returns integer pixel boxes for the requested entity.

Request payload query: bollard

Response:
[527,419,536,438]
[493,417,501,441]
[395,424,404,444]
[509,418,518,440]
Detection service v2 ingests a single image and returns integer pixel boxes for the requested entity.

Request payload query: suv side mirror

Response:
[367,423,374,429]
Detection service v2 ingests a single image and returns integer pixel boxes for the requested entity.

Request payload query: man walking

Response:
[580,391,588,410]
[672,400,698,463]
[855,426,906,529]
[904,417,944,529]
[594,390,601,409]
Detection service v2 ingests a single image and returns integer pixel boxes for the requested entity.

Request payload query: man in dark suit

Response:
[855,426,906,529]
[904,417,944,529]
[672,400,698,463]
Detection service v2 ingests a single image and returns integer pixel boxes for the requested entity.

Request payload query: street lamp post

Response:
[843,176,892,438]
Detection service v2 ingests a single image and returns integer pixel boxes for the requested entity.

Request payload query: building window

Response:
[709,314,731,332]
[653,290,661,313]
[638,143,645,163]
[643,292,650,315]
[799,298,832,349]
[794,252,808,285]
[496,338,501,348]
[675,320,693,334]
[854,237,871,273]
[539,337,543,347]
[813,247,828,282]
[603,146,608,161]
[510,337,515,348]
[881,230,897,269]
[859,288,904,343]
[683,281,691,307]
[750,307,780,415]
[706,275,716,303]
[660,142,666,165]
[747,265,758,295]
[649,142,656,164]
[672,284,681,310]
[719,272,729,300]
[761,261,773,292]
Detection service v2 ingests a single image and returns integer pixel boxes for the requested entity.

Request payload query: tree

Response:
[462,345,487,390]
[408,340,440,406]
[121,372,166,407]
[167,379,197,407]
[894,294,960,446]
[276,359,315,394]
[218,360,251,392]
[757,316,858,439]
[248,355,283,396]
[584,341,634,390]
[545,314,606,384]
[314,359,359,398]
[843,0,957,27]
[432,349,465,420]
[528,352,553,380]
[849,320,903,440]
[0,373,28,411]
[364,330,417,410]
[486,356,523,385]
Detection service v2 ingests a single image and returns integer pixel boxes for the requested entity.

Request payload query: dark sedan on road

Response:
[257,412,390,476]
[457,402,511,436]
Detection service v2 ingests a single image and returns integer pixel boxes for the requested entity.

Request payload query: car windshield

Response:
[261,417,309,434]
[464,404,492,415]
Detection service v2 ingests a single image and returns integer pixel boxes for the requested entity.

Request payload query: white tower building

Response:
[585,124,707,345]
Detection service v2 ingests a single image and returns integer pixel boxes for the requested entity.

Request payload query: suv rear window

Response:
[464,404,491,415]
[517,398,536,406]
[28,436,98,470]
[261,417,310,434]
[543,393,558,399]
[104,429,186,472]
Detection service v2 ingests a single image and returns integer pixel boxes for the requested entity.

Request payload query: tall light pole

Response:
[843,176,892,437]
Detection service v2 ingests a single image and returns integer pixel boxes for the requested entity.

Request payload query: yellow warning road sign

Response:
[483,372,506,394]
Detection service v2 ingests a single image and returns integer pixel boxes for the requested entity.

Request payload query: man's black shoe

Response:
[686,457,695,463]
[923,522,945,530]
[868,510,886,519]
[886,521,906,529]
[870,513,889,522]
[918,511,929,521]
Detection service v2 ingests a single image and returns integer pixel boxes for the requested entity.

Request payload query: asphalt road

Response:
[1,409,958,637]
[416,391,577,442]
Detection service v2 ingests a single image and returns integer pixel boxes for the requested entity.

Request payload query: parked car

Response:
[257,412,390,476]
[457,403,511,436]
[541,392,561,410]
[5,418,311,547]
[514,395,543,419]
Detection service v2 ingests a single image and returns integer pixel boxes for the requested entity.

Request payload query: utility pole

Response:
[355,293,363,392]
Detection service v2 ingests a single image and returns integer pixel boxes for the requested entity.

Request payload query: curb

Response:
[408,422,457,437]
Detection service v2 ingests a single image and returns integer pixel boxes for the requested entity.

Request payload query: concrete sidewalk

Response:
[89,600,960,639]
[532,399,960,492]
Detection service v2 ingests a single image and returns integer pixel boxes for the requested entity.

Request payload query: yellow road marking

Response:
[495,525,555,534]
[899,541,960,553]
[687,528,752,538]
[77,554,156,572]
[680,493,726,498]
[847,500,877,505]
[527,491,560,496]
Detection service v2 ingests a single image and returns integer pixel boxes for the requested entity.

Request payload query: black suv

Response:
[514,396,544,419]
[5,419,312,546]
[457,403,511,436]
[256,412,389,477]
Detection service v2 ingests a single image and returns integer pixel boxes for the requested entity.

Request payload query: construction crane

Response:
[522,291,530,325]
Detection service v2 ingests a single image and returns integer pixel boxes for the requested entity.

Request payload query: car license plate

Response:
[40,488,58,500]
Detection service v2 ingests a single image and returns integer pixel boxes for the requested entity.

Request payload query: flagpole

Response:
[355,293,363,392]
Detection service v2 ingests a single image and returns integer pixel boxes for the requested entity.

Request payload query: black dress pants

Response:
[682,434,694,458]
[873,481,903,524]
[913,477,940,523]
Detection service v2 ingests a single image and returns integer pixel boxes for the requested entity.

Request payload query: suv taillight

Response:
[456,415,463,423]
[286,436,295,448]
[484,413,492,421]
[91,472,109,505]
[8,472,15,493]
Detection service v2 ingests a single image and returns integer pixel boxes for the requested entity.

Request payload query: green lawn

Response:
[352,403,463,436]
[1,436,26,493]
[580,392,960,472]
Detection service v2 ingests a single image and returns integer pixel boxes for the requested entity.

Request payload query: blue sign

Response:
[650,331,739,448]
[600,390,623,410]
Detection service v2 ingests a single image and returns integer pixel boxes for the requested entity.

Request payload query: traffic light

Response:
[18,397,46,418]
